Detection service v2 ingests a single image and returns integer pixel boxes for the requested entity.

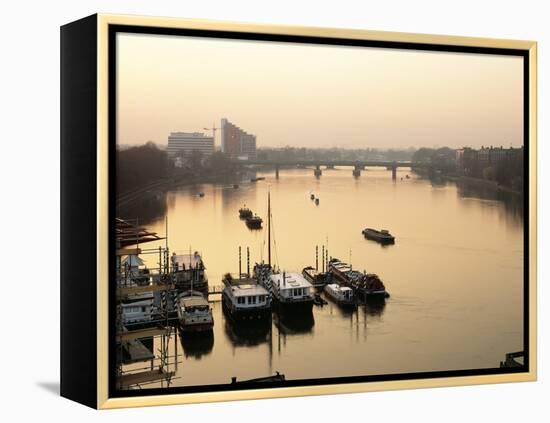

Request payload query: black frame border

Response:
[108,24,530,399]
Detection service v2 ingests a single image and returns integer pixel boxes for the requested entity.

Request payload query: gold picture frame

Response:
[60,13,537,409]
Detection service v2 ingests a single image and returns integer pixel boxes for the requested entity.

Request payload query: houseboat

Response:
[329,258,389,300]
[263,272,314,313]
[119,292,154,326]
[222,273,271,324]
[177,290,214,333]
[171,252,208,291]
[362,228,395,244]
[324,283,355,307]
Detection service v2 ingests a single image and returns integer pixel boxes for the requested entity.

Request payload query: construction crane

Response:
[203,123,220,142]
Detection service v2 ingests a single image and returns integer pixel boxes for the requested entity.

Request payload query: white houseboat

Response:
[119,292,155,325]
[222,274,272,324]
[264,272,314,313]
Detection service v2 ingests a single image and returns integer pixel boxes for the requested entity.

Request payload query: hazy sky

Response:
[117,33,523,149]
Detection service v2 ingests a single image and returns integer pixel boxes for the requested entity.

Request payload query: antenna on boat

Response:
[239,246,242,277]
[247,247,250,277]
[322,246,325,273]
[268,189,271,267]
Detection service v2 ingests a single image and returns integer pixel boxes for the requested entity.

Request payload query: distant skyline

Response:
[117,33,523,150]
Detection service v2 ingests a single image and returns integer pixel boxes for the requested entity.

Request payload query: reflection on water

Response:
[179,331,214,359]
[223,320,271,348]
[135,167,523,387]
[275,312,315,335]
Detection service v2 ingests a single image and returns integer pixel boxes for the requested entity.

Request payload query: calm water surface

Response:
[132,168,523,387]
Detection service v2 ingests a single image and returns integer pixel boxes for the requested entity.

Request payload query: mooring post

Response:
[392,163,397,180]
[314,164,322,177]
[316,245,319,271]
[275,164,279,179]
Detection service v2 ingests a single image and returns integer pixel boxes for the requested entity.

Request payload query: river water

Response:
[131,167,524,387]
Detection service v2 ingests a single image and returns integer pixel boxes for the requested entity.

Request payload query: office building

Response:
[220,118,256,160]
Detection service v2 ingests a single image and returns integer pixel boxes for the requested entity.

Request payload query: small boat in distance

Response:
[324,283,355,307]
[310,193,315,200]
[251,176,266,182]
[362,228,395,244]
[246,215,263,229]
[239,206,253,219]
[177,290,214,334]
[198,192,205,197]
[315,198,320,205]
[233,184,239,189]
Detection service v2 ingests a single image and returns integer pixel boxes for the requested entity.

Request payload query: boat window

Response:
[248,296,257,304]
[237,297,245,304]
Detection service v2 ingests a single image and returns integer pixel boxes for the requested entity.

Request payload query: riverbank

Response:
[411,167,522,196]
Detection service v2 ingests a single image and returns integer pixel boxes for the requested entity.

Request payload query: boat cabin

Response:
[226,278,270,308]
[270,273,312,300]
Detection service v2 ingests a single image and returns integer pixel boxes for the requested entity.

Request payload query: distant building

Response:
[220,118,256,160]
[456,146,523,174]
[167,132,214,159]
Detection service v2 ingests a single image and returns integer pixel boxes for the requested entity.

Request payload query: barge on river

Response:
[302,266,330,287]
[362,228,395,244]
[329,258,389,300]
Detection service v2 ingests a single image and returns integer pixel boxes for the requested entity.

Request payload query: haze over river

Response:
[136,167,524,387]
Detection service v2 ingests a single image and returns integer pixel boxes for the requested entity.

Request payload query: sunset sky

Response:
[116,32,524,149]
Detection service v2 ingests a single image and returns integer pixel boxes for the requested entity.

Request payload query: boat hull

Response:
[222,294,272,324]
[362,230,395,244]
[272,296,314,314]
[179,321,214,334]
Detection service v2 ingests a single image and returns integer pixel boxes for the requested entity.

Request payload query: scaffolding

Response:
[115,217,181,390]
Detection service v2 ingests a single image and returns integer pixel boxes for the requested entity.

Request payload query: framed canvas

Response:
[60,14,537,409]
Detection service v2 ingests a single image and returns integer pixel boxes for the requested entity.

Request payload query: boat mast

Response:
[268,190,271,267]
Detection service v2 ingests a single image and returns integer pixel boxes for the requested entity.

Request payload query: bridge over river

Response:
[240,159,427,179]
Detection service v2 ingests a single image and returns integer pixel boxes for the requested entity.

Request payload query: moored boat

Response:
[302,266,330,286]
[324,283,355,307]
[171,252,208,291]
[177,290,214,333]
[329,258,389,300]
[263,272,314,314]
[362,227,395,244]
[222,273,272,324]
